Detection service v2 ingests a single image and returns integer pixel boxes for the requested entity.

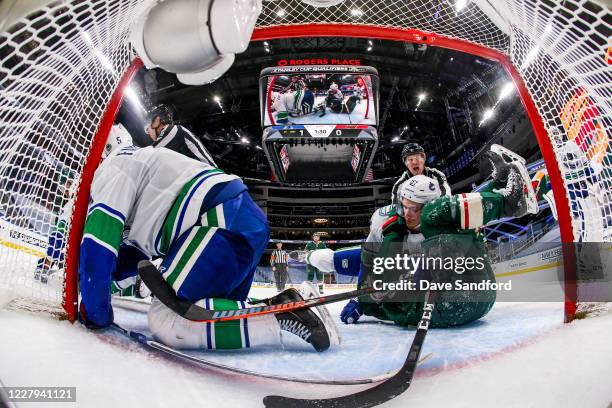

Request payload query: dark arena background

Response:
[119,36,558,285]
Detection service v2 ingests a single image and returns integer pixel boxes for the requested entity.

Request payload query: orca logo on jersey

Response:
[378,206,392,216]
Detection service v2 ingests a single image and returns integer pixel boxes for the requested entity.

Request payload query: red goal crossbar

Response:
[63,25,577,322]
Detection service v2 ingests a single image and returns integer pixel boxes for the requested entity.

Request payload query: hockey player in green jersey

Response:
[305,232,327,293]
[356,145,538,328]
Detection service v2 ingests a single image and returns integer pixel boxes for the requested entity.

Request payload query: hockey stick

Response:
[137,260,379,323]
[111,321,434,385]
[263,290,437,408]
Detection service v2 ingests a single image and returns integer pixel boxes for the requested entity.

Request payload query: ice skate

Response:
[480,144,538,216]
[299,281,341,346]
[34,269,49,284]
[263,288,332,352]
[494,163,538,217]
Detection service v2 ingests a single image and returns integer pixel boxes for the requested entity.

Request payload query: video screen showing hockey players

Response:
[263,73,376,126]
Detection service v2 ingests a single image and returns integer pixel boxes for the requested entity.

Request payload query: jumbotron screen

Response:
[260,66,379,127]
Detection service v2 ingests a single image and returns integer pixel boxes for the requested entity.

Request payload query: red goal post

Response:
[251,24,577,320]
[63,59,144,322]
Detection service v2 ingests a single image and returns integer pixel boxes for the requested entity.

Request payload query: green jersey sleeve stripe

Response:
[82,208,124,253]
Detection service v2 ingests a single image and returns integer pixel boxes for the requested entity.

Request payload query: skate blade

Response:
[298,281,341,346]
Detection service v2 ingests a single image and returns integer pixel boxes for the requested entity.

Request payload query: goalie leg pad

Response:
[148,297,280,350]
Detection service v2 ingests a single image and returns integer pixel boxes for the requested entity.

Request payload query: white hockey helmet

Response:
[330,83,339,91]
[398,175,441,204]
[103,123,133,158]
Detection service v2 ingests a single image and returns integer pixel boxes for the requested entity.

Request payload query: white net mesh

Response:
[0,0,609,316]
[0,0,141,312]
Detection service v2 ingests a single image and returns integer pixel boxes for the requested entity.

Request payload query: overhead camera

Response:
[131,0,262,85]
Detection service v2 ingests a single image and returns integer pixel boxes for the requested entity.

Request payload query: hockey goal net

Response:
[0,0,609,322]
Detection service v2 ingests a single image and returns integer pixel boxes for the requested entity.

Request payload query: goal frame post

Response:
[63,25,577,322]
[63,58,144,322]
[252,24,576,320]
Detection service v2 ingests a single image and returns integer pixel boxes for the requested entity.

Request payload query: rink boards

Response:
[0,218,46,259]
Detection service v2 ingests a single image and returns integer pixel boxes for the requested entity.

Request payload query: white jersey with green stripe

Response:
[367,204,424,252]
[366,204,395,243]
[89,146,239,257]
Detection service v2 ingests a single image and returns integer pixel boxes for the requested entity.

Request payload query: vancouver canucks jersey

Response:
[80,146,243,326]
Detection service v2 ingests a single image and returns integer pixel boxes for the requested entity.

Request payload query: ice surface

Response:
[112,289,566,382]
[2,283,612,407]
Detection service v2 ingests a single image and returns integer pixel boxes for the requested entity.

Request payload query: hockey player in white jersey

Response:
[78,145,334,352]
[271,88,316,124]
[35,124,132,284]
[306,175,437,282]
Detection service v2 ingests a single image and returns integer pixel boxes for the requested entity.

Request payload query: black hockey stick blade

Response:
[137,260,197,317]
[138,260,380,323]
[263,290,438,408]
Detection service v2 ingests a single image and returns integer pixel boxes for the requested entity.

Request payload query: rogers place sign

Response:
[277,58,362,66]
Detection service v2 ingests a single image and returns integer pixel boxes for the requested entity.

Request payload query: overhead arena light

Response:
[479,108,495,126]
[415,93,427,110]
[498,82,515,100]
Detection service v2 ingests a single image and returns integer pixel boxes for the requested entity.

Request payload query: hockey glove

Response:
[340,299,362,324]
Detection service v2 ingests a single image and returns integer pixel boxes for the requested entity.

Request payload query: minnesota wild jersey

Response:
[359,193,502,328]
